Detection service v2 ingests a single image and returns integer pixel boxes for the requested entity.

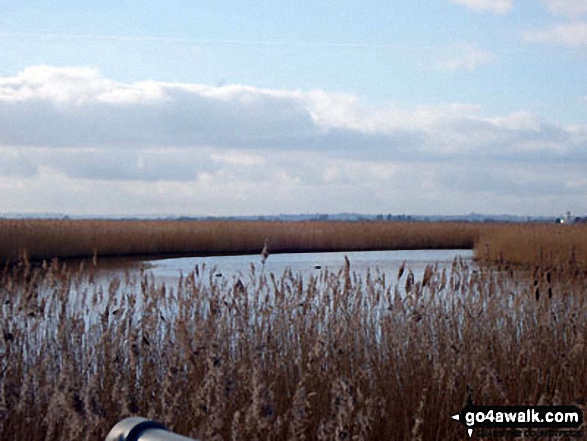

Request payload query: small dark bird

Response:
[314,265,322,270]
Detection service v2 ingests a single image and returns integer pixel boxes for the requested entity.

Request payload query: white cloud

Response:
[449,0,512,14]
[524,22,587,47]
[0,66,317,148]
[1,154,585,217]
[434,45,497,71]
[0,65,586,216]
[0,66,167,105]
[541,0,587,17]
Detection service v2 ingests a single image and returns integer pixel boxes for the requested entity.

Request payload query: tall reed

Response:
[1,255,585,440]
[475,223,587,271]
[0,219,479,262]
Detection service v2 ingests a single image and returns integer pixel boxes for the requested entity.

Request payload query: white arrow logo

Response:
[451,413,473,437]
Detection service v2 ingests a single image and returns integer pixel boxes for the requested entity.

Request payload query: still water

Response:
[142,249,474,282]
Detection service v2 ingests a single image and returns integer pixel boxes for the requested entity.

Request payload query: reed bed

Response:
[3,219,586,272]
[475,224,587,271]
[0,219,479,262]
[1,256,585,440]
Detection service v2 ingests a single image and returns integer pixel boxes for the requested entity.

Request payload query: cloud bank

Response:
[0,66,585,216]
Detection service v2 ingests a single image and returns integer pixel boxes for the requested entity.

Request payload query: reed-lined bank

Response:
[0,219,479,262]
[2,219,586,271]
[475,223,587,270]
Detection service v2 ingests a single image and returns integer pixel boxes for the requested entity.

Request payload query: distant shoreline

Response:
[0,219,585,271]
[1,219,478,263]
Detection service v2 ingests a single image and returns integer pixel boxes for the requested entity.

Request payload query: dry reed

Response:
[475,223,587,271]
[0,253,585,440]
[0,219,479,262]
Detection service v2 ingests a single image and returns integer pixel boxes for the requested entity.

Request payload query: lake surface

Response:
[141,249,474,282]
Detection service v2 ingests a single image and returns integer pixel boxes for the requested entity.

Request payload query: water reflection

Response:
[142,249,474,282]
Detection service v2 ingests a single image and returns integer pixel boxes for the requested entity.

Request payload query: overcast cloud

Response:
[0,66,585,216]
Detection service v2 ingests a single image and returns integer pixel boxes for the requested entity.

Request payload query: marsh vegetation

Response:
[0,220,585,440]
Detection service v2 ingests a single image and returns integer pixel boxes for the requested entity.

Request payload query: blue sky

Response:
[0,0,586,216]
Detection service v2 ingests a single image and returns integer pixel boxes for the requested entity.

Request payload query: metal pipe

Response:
[105,417,199,441]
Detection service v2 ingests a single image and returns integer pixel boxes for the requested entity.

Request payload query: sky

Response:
[0,0,586,217]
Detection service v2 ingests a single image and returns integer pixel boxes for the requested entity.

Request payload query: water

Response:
[81,248,475,322]
[142,249,474,282]
[11,249,477,365]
